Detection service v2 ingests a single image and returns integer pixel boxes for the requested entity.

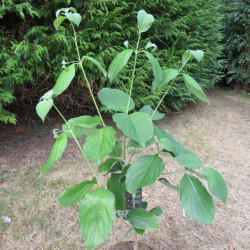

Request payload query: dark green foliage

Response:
[223,0,250,91]
[0,0,225,123]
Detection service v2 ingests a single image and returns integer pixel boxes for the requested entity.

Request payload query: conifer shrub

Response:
[223,0,250,91]
[0,0,225,122]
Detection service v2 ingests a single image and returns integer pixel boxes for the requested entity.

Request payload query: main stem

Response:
[126,33,141,113]
[71,22,105,126]
[53,104,102,187]
[123,33,141,161]
[151,56,191,119]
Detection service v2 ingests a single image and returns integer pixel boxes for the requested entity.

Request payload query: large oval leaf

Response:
[203,167,228,203]
[127,208,159,230]
[139,105,164,120]
[36,99,53,122]
[62,124,97,139]
[152,68,178,90]
[107,174,126,210]
[182,50,204,64]
[40,132,67,177]
[156,126,201,169]
[182,73,210,104]
[144,51,163,86]
[180,174,215,225]
[98,88,134,112]
[83,126,116,163]
[65,115,101,128]
[113,112,153,148]
[137,10,155,33]
[108,49,133,82]
[125,155,164,196]
[79,188,116,249]
[65,12,82,27]
[174,150,201,169]
[57,178,97,207]
[126,138,155,149]
[53,64,75,96]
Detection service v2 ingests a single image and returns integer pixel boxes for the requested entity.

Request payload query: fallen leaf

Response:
[172,239,178,244]
[52,182,61,188]
[15,126,25,134]
[169,216,175,221]
[218,202,225,209]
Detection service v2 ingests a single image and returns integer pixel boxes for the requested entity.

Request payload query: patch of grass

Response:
[0,200,9,216]
[0,174,7,181]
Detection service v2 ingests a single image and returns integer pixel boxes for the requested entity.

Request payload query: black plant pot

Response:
[125,188,142,210]
[118,188,142,219]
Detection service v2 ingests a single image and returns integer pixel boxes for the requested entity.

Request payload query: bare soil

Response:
[0,88,249,249]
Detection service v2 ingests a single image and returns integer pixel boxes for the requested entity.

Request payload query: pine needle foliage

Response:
[0,0,225,123]
[223,0,250,91]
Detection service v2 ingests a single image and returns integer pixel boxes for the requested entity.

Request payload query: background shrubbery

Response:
[0,0,247,124]
[223,0,249,91]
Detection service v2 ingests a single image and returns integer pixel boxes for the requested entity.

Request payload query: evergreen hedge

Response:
[223,0,250,91]
[0,0,225,123]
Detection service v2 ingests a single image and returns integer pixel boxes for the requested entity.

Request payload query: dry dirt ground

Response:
[0,89,249,249]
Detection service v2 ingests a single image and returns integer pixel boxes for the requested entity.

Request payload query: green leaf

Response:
[182,73,210,104]
[57,178,97,207]
[142,201,148,209]
[182,50,204,63]
[54,16,66,30]
[108,49,133,82]
[84,126,116,164]
[61,116,100,139]
[158,178,179,192]
[65,12,82,26]
[98,158,117,173]
[56,8,67,18]
[155,126,201,169]
[107,174,126,210]
[126,138,155,149]
[139,105,164,120]
[40,133,67,177]
[137,10,155,33]
[127,208,159,230]
[82,56,107,77]
[36,99,53,122]
[65,116,101,128]
[159,137,181,156]
[98,88,134,112]
[109,141,122,157]
[153,68,178,90]
[125,155,164,196]
[203,167,228,203]
[53,64,75,96]
[62,124,97,139]
[105,160,123,175]
[174,150,201,169]
[150,206,163,217]
[113,112,153,148]
[154,126,173,140]
[190,50,204,62]
[79,188,116,249]
[134,228,145,236]
[182,50,193,64]
[144,51,163,86]
[145,42,157,51]
[180,174,215,225]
